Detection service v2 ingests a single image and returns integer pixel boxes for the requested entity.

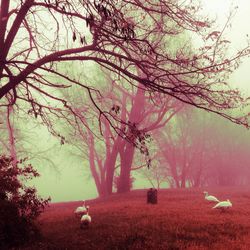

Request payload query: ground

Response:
[21,187,250,249]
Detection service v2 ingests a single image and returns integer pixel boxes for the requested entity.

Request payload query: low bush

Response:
[0,155,50,248]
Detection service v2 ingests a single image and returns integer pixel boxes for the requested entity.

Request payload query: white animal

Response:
[74,201,88,217]
[80,206,91,228]
[213,199,232,211]
[204,191,220,203]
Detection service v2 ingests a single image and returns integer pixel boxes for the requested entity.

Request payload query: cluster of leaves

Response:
[110,104,121,115]
[92,0,136,41]
[0,155,50,248]
[125,121,152,168]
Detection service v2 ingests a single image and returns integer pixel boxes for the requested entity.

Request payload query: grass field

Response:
[21,187,250,250]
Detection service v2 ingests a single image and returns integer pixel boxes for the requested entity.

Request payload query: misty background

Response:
[1,0,250,202]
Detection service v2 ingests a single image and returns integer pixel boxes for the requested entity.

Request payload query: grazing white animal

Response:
[80,206,91,228]
[74,201,88,217]
[204,191,220,203]
[213,199,232,211]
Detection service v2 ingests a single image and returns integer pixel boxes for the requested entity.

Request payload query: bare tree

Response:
[0,104,58,171]
[203,117,250,186]
[61,69,181,195]
[154,108,250,188]
[154,107,210,188]
[0,0,249,130]
[2,1,250,197]
[6,105,17,167]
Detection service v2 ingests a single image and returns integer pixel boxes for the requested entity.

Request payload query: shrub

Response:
[0,155,50,248]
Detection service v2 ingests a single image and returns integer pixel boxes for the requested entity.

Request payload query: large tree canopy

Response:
[0,0,250,128]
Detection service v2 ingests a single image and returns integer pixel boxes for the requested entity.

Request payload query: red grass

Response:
[21,187,250,249]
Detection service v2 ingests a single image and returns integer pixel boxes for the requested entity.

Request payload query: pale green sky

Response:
[201,0,250,93]
[29,1,250,203]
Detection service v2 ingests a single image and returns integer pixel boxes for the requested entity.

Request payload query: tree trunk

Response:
[105,138,121,194]
[117,83,145,193]
[170,163,180,188]
[6,105,17,168]
[117,142,135,193]
[194,167,202,187]
[180,164,187,188]
[88,133,108,197]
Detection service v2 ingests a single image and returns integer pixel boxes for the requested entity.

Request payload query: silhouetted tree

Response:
[155,108,250,188]
[0,0,250,131]
[203,117,250,186]
[61,72,180,195]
